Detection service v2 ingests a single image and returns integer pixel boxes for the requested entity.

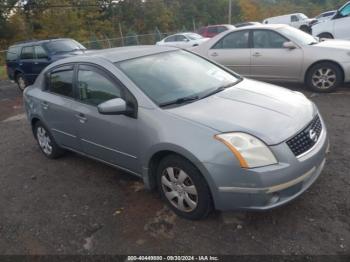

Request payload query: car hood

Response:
[166,79,316,145]
[314,39,350,50]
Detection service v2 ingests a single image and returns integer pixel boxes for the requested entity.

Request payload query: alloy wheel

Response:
[311,68,336,90]
[36,127,53,155]
[161,167,198,212]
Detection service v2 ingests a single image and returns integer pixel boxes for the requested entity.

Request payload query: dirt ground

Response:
[0,80,349,255]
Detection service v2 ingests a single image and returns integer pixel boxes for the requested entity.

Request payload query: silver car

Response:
[23,46,329,220]
[193,24,350,92]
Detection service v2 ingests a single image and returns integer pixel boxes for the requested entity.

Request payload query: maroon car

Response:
[197,24,235,38]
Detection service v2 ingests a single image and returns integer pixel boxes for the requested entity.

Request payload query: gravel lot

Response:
[0,80,349,255]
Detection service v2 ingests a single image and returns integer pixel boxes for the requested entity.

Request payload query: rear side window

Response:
[77,65,122,106]
[213,30,249,49]
[6,46,20,61]
[20,46,34,60]
[49,66,74,98]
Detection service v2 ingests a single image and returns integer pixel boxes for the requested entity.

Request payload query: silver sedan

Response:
[24,46,328,220]
[193,24,350,92]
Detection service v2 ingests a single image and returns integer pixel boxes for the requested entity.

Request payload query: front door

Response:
[334,3,350,40]
[73,64,140,173]
[207,30,251,76]
[250,29,303,81]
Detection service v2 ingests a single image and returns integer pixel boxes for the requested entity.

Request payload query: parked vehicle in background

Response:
[6,38,86,91]
[234,22,262,28]
[23,46,328,220]
[156,33,209,48]
[263,13,316,33]
[312,10,337,25]
[197,24,235,38]
[312,1,350,39]
[193,24,350,92]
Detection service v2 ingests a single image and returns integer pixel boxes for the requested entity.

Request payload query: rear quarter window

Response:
[6,46,20,61]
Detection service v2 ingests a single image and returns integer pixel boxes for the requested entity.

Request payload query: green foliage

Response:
[0,0,347,51]
[0,65,7,80]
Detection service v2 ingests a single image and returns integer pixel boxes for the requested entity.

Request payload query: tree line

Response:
[0,0,347,51]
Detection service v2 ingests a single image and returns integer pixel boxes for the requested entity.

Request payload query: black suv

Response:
[6,38,86,91]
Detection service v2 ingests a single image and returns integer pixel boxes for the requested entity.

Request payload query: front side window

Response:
[218,26,228,33]
[253,30,288,49]
[117,50,240,106]
[340,4,350,17]
[49,66,74,97]
[208,27,217,34]
[213,30,249,49]
[34,46,48,59]
[77,65,121,106]
[20,46,34,60]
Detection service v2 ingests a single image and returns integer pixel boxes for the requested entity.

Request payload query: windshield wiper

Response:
[200,82,236,99]
[159,95,199,107]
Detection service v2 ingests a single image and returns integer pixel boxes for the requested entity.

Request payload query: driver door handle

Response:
[211,52,218,57]
[253,52,262,57]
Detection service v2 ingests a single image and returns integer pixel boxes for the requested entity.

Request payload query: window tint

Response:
[20,46,34,60]
[49,66,74,97]
[253,30,288,48]
[176,35,187,42]
[207,27,217,33]
[213,30,249,49]
[77,66,121,106]
[6,46,20,61]
[165,36,176,42]
[291,15,299,22]
[340,4,350,17]
[34,45,48,59]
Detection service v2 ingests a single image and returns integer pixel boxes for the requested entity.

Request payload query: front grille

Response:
[287,115,322,157]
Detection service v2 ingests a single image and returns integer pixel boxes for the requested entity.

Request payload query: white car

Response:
[156,33,209,49]
[314,10,337,23]
[312,1,350,39]
[192,24,350,92]
[263,13,315,32]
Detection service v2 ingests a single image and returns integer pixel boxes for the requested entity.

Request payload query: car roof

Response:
[10,38,75,48]
[57,45,179,64]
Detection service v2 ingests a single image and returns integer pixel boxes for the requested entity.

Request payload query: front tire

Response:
[16,73,27,91]
[157,155,213,220]
[306,62,343,93]
[34,121,64,159]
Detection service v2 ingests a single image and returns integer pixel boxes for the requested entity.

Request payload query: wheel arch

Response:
[304,60,345,84]
[30,116,42,136]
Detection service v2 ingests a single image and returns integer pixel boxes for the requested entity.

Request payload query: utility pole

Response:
[228,0,232,24]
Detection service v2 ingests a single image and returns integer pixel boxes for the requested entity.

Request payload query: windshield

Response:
[117,50,240,106]
[185,33,203,40]
[299,13,308,19]
[278,26,318,45]
[44,39,86,54]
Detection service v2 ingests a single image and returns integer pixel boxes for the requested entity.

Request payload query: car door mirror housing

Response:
[283,41,297,50]
[98,98,127,115]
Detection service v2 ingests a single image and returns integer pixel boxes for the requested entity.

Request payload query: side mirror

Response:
[283,41,297,50]
[98,98,127,115]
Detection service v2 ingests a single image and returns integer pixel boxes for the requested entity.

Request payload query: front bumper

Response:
[205,117,329,211]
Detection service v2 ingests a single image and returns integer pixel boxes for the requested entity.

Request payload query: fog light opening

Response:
[267,193,280,205]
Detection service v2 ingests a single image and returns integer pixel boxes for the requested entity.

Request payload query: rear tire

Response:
[157,155,213,220]
[306,62,342,93]
[34,121,65,159]
[318,33,334,39]
[16,73,27,92]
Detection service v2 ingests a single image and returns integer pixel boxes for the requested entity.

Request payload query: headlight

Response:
[215,132,277,168]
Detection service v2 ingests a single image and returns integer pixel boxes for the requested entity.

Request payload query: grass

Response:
[0,65,6,80]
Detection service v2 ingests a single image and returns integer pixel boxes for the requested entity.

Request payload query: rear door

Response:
[33,45,50,76]
[73,64,139,173]
[207,30,251,76]
[40,64,80,150]
[19,46,36,84]
[164,35,177,47]
[250,29,303,81]
[334,3,350,40]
